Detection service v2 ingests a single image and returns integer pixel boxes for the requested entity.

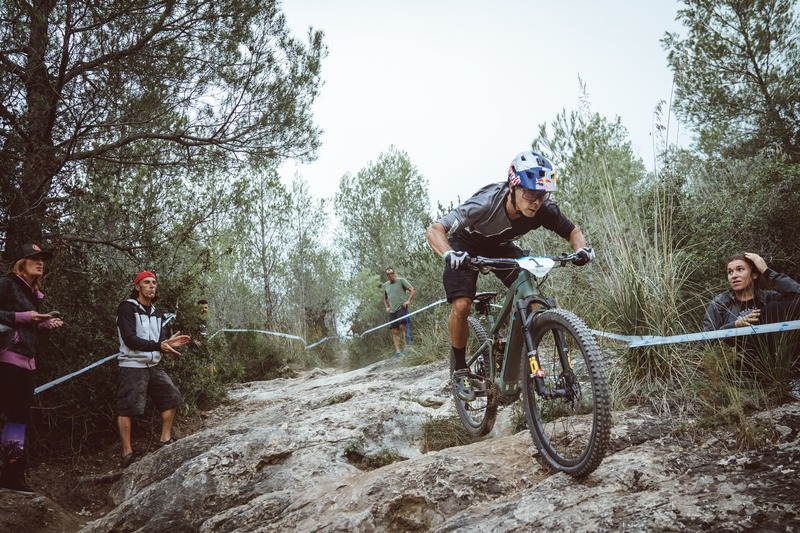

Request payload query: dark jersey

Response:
[437,182,575,251]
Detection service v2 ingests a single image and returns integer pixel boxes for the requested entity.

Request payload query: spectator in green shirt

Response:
[383,267,414,357]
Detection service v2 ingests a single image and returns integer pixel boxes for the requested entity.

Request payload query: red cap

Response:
[133,271,156,285]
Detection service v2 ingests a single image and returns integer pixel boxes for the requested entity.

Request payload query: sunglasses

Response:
[519,188,549,202]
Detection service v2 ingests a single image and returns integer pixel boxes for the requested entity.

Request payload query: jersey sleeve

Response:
[437,183,500,235]
[539,202,576,239]
[763,269,800,295]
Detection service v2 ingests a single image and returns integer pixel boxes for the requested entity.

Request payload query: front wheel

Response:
[453,316,497,437]
[520,308,611,477]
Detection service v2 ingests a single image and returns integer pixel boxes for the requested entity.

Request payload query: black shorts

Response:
[388,307,408,330]
[117,365,182,417]
[443,242,525,302]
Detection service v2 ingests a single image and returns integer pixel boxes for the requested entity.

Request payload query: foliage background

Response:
[1,0,798,458]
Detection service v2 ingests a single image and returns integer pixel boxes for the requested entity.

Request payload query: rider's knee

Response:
[451,298,472,318]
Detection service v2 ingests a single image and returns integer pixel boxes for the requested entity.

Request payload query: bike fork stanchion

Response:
[517,300,550,399]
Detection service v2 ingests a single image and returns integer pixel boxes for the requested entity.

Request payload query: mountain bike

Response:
[452,253,611,477]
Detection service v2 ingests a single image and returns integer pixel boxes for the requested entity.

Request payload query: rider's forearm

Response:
[425,223,452,257]
[567,227,588,251]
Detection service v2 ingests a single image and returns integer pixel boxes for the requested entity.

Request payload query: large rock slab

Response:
[79,360,800,532]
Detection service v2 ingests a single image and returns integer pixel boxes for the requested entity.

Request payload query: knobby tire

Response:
[520,308,611,477]
[453,316,497,437]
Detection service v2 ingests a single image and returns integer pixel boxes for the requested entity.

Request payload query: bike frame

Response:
[467,257,564,400]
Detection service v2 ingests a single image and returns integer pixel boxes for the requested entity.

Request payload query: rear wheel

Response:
[453,316,497,436]
[520,308,611,477]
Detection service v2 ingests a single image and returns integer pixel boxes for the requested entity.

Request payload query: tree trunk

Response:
[6,0,60,257]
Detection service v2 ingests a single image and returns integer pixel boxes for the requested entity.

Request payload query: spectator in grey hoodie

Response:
[116,271,189,468]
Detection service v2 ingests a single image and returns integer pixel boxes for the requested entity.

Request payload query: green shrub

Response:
[420,415,479,452]
[343,440,405,470]
[223,329,294,381]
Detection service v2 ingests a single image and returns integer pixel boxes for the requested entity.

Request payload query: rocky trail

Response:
[2,359,799,532]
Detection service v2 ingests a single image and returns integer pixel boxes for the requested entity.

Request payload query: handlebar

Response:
[550,252,581,267]
[469,253,580,271]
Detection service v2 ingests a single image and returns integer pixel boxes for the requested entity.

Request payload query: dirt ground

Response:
[0,411,209,533]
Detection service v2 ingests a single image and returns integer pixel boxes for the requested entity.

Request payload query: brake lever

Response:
[468,259,489,274]
[563,253,582,267]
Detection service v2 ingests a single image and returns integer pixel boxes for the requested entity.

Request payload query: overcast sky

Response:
[279,1,687,211]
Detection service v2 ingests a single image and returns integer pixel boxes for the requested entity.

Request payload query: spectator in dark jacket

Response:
[703,253,800,398]
[703,252,800,332]
[115,271,189,468]
[0,243,63,495]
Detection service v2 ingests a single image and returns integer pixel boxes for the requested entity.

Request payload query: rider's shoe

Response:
[452,369,476,402]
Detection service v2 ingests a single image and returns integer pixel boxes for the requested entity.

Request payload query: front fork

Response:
[518,298,573,400]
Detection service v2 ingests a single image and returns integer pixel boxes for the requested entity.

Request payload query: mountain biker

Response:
[425,151,594,401]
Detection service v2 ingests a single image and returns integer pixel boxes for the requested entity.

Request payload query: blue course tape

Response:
[206,328,337,351]
[208,328,304,343]
[205,299,449,349]
[591,320,800,348]
[34,314,176,395]
[305,336,340,350]
[34,352,121,395]
[51,299,788,395]
[357,299,448,337]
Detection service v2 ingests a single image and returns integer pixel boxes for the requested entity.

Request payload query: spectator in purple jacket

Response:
[0,243,63,495]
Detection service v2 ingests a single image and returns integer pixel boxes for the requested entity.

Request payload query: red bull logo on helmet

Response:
[535,174,556,191]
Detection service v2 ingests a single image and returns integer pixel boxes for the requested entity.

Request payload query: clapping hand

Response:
[161,331,191,356]
[32,311,64,329]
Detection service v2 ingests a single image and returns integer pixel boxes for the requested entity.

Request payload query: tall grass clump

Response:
[396,303,452,367]
[697,343,785,450]
[582,163,708,413]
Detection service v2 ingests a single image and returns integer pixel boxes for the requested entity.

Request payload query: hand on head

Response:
[743,253,768,273]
